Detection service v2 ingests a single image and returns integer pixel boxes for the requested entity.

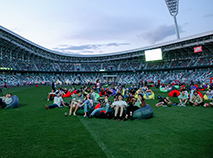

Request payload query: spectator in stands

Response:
[89,94,110,118]
[47,90,56,101]
[69,90,83,116]
[81,93,93,117]
[111,94,128,121]
[178,90,189,107]
[0,93,12,109]
[189,91,204,106]
[45,93,66,109]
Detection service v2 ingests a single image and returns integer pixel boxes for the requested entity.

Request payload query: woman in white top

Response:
[111,94,127,121]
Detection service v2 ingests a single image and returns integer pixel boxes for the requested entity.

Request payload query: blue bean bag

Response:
[4,95,19,109]
[132,104,153,119]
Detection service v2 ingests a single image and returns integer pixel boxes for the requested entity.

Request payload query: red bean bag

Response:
[62,91,71,97]
[169,90,180,97]
[99,91,106,97]
[197,91,203,98]
[95,103,101,109]
[194,84,198,88]
[70,90,77,95]
[198,86,205,91]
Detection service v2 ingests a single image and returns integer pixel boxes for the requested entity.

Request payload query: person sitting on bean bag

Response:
[80,93,93,117]
[189,91,204,106]
[111,94,128,121]
[177,90,189,107]
[89,94,110,118]
[69,90,84,116]
[155,97,172,107]
[45,93,67,109]
[0,93,13,109]
[47,90,56,101]
[124,94,145,121]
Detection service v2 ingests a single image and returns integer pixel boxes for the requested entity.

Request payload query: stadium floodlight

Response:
[165,0,180,39]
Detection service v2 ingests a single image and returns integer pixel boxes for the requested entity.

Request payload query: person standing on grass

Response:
[111,94,128,121]
[45,93,66,109]
[0,93,12,109]
[96,79,101,94]
[189,91,204,106]
[69,90,83,116]
[80,93,93,117]
[88,94,110,118]
[177,90,189,107]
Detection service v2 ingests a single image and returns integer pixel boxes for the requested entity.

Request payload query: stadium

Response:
[1,25,213,86]
[0,0,213,158]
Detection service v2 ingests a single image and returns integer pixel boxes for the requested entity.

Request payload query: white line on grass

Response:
[78,116,114,158]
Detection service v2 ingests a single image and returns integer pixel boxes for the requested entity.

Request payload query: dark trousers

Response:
[0,98,7,108]
[48,104,58,109]
[126,106,139,116]
[189,102,204,106]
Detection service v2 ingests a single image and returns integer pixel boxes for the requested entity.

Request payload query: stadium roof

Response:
[0,25,213,58]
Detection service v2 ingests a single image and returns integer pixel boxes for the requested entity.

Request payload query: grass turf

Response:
[0,86,213,158]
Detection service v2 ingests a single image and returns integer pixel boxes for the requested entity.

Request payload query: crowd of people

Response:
[44,80,213,121]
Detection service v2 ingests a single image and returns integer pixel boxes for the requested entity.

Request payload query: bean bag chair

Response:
[198,86,205,91]
[169,90,180,97]
[62,91,71,97]
[111,89,116,96]
[174,85,179,89]
[160,87,168,92]
[194,84,199,88]
[197,91,203,99]
[76,107,94,115]
[95,108,114,119]
[70,90,77,95]
[190,86,198,90]
[4,95,19,109]
[203,94,208,100]
[95,103,101,109]
[134,90,140,99]
[143,92,155,99]
[132,104,153,120]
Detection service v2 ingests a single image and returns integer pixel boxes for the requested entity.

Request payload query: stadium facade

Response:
[0,25,213,86]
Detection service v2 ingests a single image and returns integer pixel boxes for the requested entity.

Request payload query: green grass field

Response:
[0,86,213,158]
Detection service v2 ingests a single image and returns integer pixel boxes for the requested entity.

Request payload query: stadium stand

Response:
[0,25,212,87]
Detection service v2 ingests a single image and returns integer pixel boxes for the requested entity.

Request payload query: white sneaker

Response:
[47,99,49,101]
[73,112,76,116]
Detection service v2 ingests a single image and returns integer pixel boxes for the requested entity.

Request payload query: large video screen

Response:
[145,48,162,61]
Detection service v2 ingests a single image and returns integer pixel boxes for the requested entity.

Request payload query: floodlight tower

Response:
[165,0,180,39]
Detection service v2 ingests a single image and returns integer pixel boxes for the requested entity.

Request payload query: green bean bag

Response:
[174,85,179,89]
[132,104,153,119]
[160,87,168,92]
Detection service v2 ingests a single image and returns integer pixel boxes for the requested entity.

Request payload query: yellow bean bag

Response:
[143,92,155,99]
[203,94,208,100]
[134,90,140,99]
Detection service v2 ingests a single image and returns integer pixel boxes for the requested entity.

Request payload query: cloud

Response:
[64,15,152,42]
[203,14,213,18]
[139,24,183,44]
[52,42,130,54]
